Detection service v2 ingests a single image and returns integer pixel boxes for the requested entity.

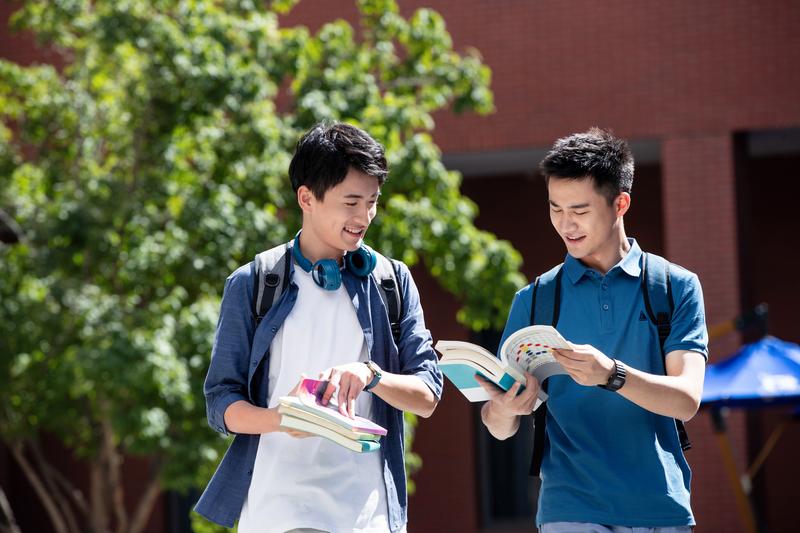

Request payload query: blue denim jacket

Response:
[194,241,443,530]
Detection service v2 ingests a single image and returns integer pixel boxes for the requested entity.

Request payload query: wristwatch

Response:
[598,359,627,391]
[364,360,383,391]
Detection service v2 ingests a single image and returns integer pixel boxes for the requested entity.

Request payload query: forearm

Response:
[223,400,281,434]
[480,401,521,440]
[616,366,702,421]
[370,373,438,418]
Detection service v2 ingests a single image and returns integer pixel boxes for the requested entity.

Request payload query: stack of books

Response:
[278,378,387,452]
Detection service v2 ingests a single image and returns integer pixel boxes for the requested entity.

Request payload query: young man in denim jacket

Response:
[195,122,442,532]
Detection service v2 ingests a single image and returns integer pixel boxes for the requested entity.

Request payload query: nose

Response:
[355,203,374,225]
[558,212,577,233]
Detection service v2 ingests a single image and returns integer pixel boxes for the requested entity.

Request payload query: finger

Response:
[347,396,357,419]
[474,374,504,394]
[337,378,351,416]
[554,348,582,362]
[504,380,523,400]
[322,373,339,406]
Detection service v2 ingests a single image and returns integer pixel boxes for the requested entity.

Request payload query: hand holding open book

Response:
[278,378,387,453]
[435,325,572,404]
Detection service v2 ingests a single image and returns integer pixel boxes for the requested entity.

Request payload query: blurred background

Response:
[2,1,799,532]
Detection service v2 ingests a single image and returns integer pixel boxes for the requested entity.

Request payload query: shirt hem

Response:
[537,512,695,528]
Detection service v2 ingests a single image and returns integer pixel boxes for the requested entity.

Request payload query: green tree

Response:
[0,0,525,531]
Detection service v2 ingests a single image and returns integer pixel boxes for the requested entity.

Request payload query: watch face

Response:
[599,360,626,391]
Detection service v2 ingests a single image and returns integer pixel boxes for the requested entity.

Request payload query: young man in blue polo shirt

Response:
[479,128,708,532]
[195,122,442,532]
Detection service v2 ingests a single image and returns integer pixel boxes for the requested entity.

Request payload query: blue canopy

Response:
[702,336,800,408]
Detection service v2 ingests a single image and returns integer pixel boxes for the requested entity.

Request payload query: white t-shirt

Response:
[238,266,390,533]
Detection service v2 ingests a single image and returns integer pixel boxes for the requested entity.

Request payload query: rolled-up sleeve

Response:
[204,264,255,435]
[395,262,444,400]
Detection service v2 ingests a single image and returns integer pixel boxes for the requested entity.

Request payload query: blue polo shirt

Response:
[499,239,708,527]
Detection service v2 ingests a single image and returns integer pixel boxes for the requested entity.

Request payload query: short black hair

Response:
[288,122,388,199]
[539,127,634,204]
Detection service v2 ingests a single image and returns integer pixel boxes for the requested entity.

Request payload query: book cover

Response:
[435,340,525,402]
[436,325,570,403]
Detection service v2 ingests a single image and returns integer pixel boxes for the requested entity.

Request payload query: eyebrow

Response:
[549,200,590,209]
[343,191,381,199]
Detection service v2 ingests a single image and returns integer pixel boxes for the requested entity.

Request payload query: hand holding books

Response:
[278,378,387,453]
[436,325,572,405]
[474,372,541,415]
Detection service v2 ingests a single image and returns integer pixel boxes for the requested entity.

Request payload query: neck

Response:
[296,228,344,265]
[582,224,630,274]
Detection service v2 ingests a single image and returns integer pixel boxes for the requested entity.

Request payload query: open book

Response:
[278,378,387,453]
[435,325,570,403]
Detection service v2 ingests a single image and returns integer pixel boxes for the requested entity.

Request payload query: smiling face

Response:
[547,176,630,272]
[297,167,380,263]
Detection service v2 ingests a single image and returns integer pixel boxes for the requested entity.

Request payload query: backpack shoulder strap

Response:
[641,252,674,354]
[528,263,563,477]
[530,263,564,327]
[252,242,291,326]
[641,252,691,451]
[371,252,403,345]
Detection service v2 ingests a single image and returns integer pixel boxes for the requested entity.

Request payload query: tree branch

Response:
[28,439,82,533]
[8,442,68,533]
[127,459,162,533]
[0,483,22,533]
[47,466,89,517]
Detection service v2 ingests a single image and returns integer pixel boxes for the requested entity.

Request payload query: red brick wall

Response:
[286,0,800,151]
[661,134,749,532]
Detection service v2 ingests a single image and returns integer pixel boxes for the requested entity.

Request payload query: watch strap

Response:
[598,359,627,392]
[364,360,382,391]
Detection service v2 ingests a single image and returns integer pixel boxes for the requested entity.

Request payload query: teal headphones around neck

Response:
[292,231,377,290]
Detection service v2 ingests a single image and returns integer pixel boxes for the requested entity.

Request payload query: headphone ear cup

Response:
[346,245,377,278]
[311,259,342,290]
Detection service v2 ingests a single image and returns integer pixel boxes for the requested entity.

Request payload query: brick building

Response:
[3,1,800,532]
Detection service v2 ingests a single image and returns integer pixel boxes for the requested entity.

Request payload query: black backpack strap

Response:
[642,252,691,451]
[528,264,563,477]
[371,252,403,345]
[252,243,291,327]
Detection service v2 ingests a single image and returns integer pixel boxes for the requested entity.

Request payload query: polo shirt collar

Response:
[563,238,643,283]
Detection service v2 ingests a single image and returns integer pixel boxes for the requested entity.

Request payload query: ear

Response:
[615,192,631,217]
[297,185,315,214]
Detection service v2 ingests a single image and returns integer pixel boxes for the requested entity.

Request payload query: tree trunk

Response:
[100,417,128,533]
[90,461,111,533]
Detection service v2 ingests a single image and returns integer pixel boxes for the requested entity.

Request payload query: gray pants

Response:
[540,523,692,533]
